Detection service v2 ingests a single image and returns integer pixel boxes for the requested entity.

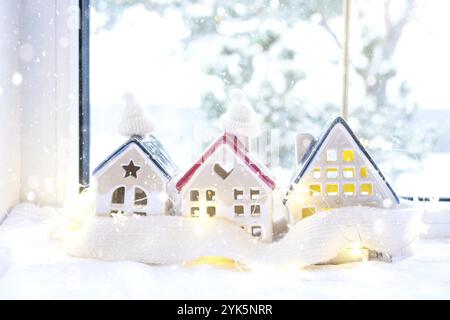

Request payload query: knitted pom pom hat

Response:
[118,92,155,138]
[220,89,260,138]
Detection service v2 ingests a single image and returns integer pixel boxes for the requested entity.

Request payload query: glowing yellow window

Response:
[313,168,321,179]
[342,150,355,162]
[309,184,321,196]
[343,167,355,178]
[326,184,338,196]
[360,183,373,195]
[301,207,316,219]
[343,184,355,195]
[360,167,368,178]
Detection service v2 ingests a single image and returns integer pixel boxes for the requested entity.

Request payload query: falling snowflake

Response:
[12,72,23,85]
[111,211,128,226]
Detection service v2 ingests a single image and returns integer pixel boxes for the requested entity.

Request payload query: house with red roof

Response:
[175,90,276,241]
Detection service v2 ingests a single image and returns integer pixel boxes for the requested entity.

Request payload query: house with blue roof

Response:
[93,94,177,217]
[284,116,399,224]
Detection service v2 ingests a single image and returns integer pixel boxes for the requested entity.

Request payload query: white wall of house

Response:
[0,0,79,219]
[0,1,21,220]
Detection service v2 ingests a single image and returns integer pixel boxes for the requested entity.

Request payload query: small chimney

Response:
[295,133,315,164]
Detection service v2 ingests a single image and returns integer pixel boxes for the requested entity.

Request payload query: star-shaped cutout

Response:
[122,160,141,178]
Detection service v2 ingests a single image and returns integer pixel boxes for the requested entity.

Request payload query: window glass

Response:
[348,0,450,197]
[90,0,342,186]
[90,1,450,197]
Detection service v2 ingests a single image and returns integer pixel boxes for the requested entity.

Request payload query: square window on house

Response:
[343,167,355,178]
[251,226,262,238]
[313,168,321,179]
[206,206,216,217]
[326,167,338,178]
[326,183,339,196]
[206,189,216,201]
[134,211,147,216]
[309,184,321,196]
[343,183,355,195]
[361,183,373,195]
[326,149,337,162]
[190,190,199,201]
[234,188,244,200]
[360,167,368,178]
[251,205,261,216]
[234,205,244,216]
[190,207,200,217]
[342,149,355,162]
[301,207,316,219]
[250,188,260,200]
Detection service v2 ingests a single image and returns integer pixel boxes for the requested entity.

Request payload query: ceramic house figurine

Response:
[93,93,178,217]
[284,116,399,224]
[175,90,276,241]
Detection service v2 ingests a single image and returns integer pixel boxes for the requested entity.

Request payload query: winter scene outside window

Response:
[90,0,450,198]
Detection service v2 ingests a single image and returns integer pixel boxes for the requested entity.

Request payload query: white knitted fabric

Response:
[118,92,155,137]
[220,89,260,138]
[61,206,423,266]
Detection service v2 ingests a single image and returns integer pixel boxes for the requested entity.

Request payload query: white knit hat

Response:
[220,89,260,138]
[118,92,155,137]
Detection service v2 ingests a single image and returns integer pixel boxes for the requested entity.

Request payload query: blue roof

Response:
[284,116,399,204]
[92,135,178,180]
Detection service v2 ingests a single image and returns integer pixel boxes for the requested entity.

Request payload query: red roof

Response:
[176,133,276,191]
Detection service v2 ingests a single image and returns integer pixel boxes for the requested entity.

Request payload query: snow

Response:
[1,202,449,299]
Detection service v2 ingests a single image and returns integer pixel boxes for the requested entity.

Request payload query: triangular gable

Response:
[176,133,276,191]
[285,116,399,204]
[93,135,178,180]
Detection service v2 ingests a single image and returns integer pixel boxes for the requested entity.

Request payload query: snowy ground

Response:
[0,204,450,299]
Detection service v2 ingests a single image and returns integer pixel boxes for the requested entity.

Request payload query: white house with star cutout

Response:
[93,93,178,217]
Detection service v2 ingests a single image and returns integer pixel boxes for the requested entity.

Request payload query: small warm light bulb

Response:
[347,242,365,257]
